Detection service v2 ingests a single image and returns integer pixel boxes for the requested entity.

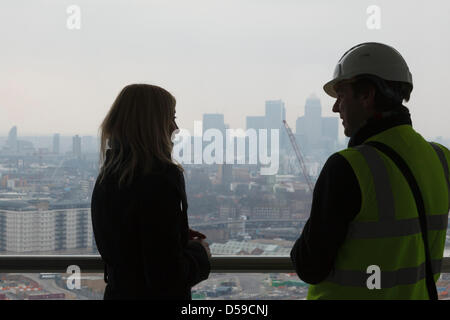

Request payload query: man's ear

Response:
[361,85,376,113]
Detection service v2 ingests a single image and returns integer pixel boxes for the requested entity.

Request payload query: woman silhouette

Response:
[91,84,211,299]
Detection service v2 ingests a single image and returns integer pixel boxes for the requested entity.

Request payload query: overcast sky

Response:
[1,0,449,142]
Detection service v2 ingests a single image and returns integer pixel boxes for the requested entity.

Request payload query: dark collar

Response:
[348,105,413,148]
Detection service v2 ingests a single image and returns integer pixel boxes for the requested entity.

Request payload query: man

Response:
[290,42,450,299]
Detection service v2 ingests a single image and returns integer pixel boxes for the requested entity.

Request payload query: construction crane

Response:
[282,120,314,194]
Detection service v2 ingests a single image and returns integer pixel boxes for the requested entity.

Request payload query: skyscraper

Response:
[202,113,227,160]
[218,164,233,188]
[246,116,266,132]
[322,117,339,147]
[245,100,287,165]
[304,95,322,118]
[53,133,60,154]
[7,126,18,153]
[81,136,95,153]
[72,135,82,158]
[265,100,286,130]
[296,94,338,153]
[245,116,266,161]
[303,95,322,147]
[203,114,226,135]
[265,100,287,151]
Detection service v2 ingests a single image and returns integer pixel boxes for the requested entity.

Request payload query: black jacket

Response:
[91,150,210,299]
[290,106,414,284]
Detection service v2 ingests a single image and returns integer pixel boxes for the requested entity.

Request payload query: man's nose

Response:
[332,100,339,113]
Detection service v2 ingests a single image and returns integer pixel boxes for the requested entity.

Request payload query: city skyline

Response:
[2,92,450,143]
[0,95,343,163]
[1,1,449,142]
[1,2,449,301]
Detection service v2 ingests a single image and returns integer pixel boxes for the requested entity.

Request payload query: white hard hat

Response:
[323,42,413,98]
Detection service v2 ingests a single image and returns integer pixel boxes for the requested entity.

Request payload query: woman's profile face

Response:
[170,109,179,136]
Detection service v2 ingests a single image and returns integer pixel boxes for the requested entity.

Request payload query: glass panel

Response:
[2,272,449,300]
[0,273,104,300]
[0,272,310,300]
[192,273,309,300]
[0,1,449,264]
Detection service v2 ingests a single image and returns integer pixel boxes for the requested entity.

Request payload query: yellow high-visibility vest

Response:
[308,125,450,300]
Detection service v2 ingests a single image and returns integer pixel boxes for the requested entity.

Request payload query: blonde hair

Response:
[98,84,181,189]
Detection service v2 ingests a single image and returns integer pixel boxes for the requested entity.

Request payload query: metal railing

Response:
[0,255,449,274]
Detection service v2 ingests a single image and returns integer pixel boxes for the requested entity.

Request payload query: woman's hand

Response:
[189,228,206,240]
[189,229,210,258]
[191,238,211,259]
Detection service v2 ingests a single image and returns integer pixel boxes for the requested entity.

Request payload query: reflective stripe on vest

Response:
[324,144,447,288]
[347,215,448,239]
[345,144,448,240]
[430,142,450,211]
[325,259,442,288]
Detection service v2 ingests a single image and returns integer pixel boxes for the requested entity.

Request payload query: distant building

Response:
[294,117,309,152]
[203,114,226,135]
[245,100,288,163]
[53,134,60,154]
[202,113,228,159]
[232,167,250,182]
[246,116,266,132]
[2,126,35,155]
[17,140,35,154]
[296,95,322,148]
[265,100,286,129]
[245,116,266,162]
[295,94,339,154]
[7,126,18,152]
[0,200,94,253]
[72,135,82,158]
[265,100,287,151]
[322,117,339,150]
[218,164,233,188]
[210,240,291,255]
[81,135,96,153]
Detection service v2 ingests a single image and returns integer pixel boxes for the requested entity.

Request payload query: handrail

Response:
[0,255,449,274]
